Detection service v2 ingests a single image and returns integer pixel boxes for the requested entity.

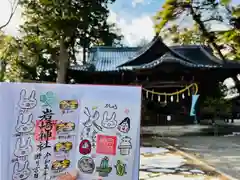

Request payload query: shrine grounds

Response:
[140,139,234,180]
[141,123,240,179]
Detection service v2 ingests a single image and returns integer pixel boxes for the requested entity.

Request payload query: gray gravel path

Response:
[160,136,240,179]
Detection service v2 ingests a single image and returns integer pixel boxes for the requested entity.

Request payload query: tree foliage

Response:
[154,0,239,61]
[0,31,21,82]
[2,0,123,82]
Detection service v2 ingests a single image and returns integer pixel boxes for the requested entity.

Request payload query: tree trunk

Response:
[83,46,86,64]
[56,36,68,84]
[0,60,6,82]
[189,5,226,62]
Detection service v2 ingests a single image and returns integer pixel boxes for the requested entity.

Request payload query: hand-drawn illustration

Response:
[12,161,31,180]
[101,111,117,129]
[14,137,33,159]
[34,120,57,141]
[117,117,130,133]
[59,100,78,114]
[15,113,35,133]
[54,142,73,153]
[96,156,112,177]
[51,159,70,173]
[96,134,117,155]
[40,91,57,107]
[92,106,97,110]
[81,107,102,138]
[104,104,117,109]
[79,139,92,155]
[91,154,97,158]
[118,136,132,155]
[57,122,75,133]
[83,107,101,129]
[91,130,98,148]
[115,160,127,176]
[124,109,129,114]
[18,89,37,110]
[78,156,95,174]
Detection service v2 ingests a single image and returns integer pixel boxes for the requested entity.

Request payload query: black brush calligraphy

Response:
[36,107,55,179]
[104,104,117,109]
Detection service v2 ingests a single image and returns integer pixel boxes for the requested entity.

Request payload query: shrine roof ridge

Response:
[69,36,240,72]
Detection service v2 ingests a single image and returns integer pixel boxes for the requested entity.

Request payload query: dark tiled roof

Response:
[69,47,140,72]
[138,53,221,70]
[171,45,221,65]
[69,37,240,72]
[118,37,169,67]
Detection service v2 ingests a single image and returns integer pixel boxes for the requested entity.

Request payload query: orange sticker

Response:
[96,134,117,155]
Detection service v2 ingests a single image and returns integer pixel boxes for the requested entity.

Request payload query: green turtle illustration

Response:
[115,160,127,176]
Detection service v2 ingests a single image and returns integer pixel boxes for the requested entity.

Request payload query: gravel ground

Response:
[140,140,229,180]
[158,136,240,179]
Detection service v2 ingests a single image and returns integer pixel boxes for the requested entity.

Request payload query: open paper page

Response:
[76,87,141,180]
[1,83,141,180]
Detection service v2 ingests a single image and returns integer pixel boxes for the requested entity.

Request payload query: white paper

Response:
[0,83,141,180]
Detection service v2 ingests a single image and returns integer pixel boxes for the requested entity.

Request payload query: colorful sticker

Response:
[118,136,132,155]
[78,156,95,174]
[117,117,130,133]
[51,159,71,173]
[59,100,78,114]
[40,91,57,107]
[96,135,117,155]
[54,142,73,153]
[96,156,112,177]
[34,120,57,141]
[79,139,91,155]
[57,122,75,133]
[115,160,127,176]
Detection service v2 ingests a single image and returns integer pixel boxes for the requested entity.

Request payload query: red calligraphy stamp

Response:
[96,134,117,155]
[34,120,57,141]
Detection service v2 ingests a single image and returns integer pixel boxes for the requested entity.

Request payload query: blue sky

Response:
[0,0,164,46]
[107,0,166,46]
[110,0,163,21]
[0,0,239,46]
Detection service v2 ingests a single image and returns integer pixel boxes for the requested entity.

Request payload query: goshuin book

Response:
[0,83,141,180]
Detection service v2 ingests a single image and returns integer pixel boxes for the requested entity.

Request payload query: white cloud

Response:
[108,10,155,46]
[132,0,145,7]
[1,1,155,47]
[0,0,22,36]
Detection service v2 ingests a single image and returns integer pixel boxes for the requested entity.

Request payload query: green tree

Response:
[154,0,240,93]
[154,0,239,60]
[18,0,122,83]
[0,31,22,81]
